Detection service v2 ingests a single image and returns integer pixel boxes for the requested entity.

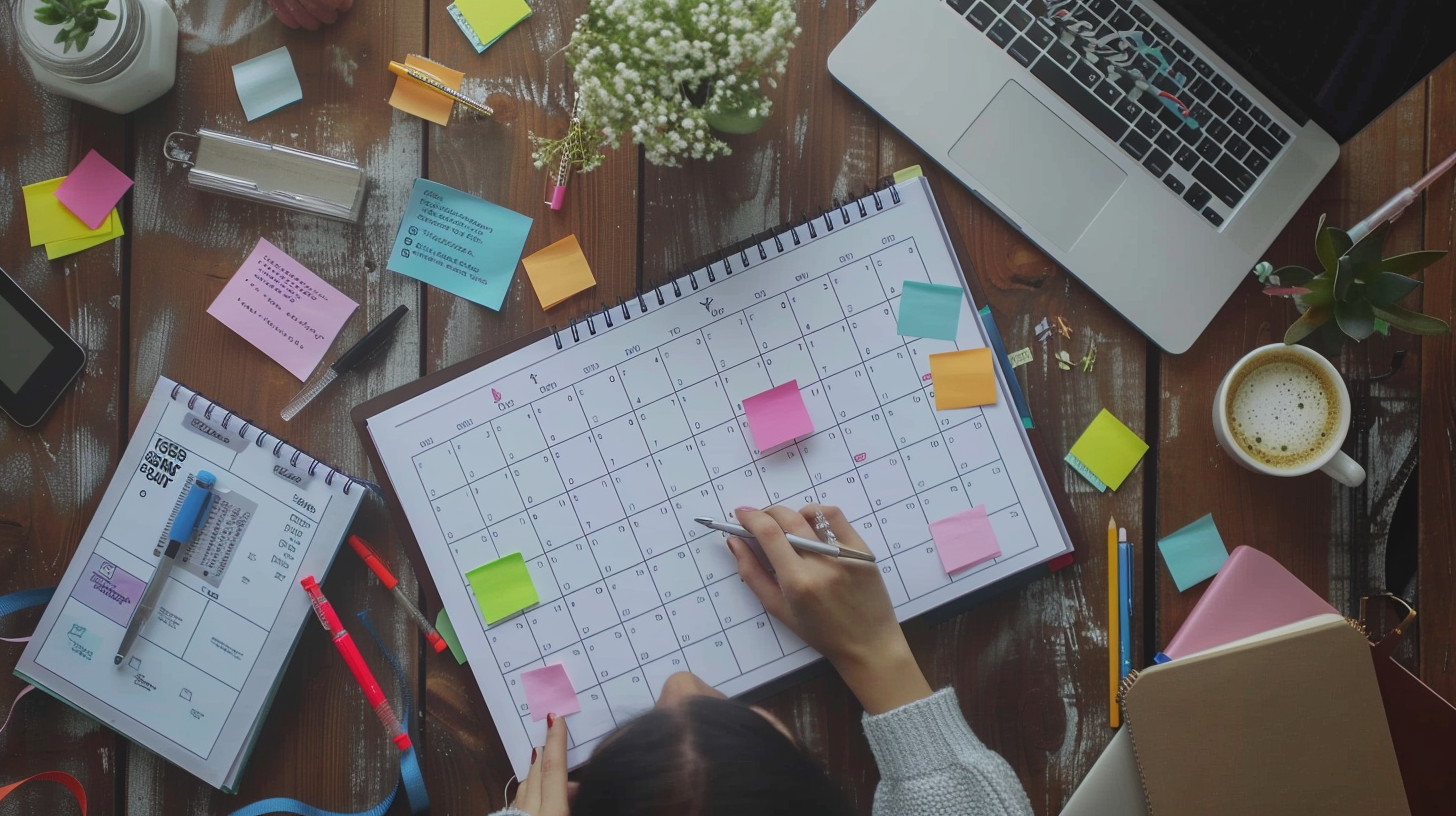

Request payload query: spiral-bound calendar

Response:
[357,175,1075,776]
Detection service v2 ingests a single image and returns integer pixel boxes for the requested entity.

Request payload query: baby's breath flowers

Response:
[532,0,801,173]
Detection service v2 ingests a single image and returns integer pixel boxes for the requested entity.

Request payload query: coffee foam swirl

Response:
[1226,352,1341,469]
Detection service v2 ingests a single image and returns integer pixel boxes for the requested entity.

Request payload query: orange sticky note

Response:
[929,348,998,410]
[522,234,596,309]
[388,55,464,126]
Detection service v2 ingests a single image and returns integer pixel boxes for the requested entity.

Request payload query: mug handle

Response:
[1321,451,1366,487]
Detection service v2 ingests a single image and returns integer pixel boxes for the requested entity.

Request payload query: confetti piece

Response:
[1034,316,1052,343]
[1056,315,1072,338]
[1080,344,1097,372]
[1007,347,1034,368]
[1055,350,1072,370]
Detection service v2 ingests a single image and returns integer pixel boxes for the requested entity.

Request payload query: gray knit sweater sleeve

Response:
[863,687,1034,816]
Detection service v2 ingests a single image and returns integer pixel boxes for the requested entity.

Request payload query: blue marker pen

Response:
[115,470,216,666]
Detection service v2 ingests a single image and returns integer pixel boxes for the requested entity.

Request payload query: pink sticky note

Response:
[742,380,814,451]
[929,505,1002,575]
[207,238,358,380]
[520,663,581,721]
[53,150,134,229]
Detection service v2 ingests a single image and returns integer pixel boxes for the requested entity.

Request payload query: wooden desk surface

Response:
[2,3,1452,814]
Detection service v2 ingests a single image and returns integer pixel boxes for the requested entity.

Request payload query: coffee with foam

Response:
[1224,349,1342,469]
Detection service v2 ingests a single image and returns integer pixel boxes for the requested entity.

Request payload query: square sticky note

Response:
[54,150,133,229]
[520,663,582,721]
[743,381,814,451]
[454,0,532,50]
[388,179,532,311]
[232,46,303,121]
[522,234,596,309]
[929,505,1002,575]
[1157,513,1228,591]
[897,280,964,341]
[24,177,105,246]
[389,54,464,126]
[435,608,467,664]
[467,552,540,623]
[447,3,489,52]
[928,348,997,410]
[1068,409,1148,491]
[45,208,123,260]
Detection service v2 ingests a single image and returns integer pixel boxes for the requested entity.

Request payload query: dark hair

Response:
[571,696,856,816]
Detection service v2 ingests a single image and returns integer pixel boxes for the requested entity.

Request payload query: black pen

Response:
[282,305,409,421]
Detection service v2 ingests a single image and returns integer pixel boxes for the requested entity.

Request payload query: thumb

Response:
[728,537,788,620]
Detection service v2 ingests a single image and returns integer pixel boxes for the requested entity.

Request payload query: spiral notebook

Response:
[15,377,365,791]
[354,174,1077,777]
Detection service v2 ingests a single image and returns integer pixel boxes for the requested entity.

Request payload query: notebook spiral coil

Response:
[549,176,904,349]
[168,382,366,495]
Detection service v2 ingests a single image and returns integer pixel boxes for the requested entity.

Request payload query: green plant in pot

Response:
[32,0,115,53]
[1256,215,1449,354]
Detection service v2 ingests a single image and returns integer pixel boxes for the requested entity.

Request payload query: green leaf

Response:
[53,27,68,43]
[1379,250,1447,276]
[74,30,89,51]
[1334,299,1376,340]
[1371,304,1452,336]
[1285,305,1332,344]
[1334,255,1355,300]
[1364,271,1422,306]
[1296,274,1334,308]
[33,7,67,24]
[1345,219,1391,281]
[1273,265,1314,286]
[95,9,115,19]
[1374,318,1390,336]
[1314,214,1338,275]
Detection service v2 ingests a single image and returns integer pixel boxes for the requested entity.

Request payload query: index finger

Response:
[540,714,570,815]
[734,506,803,577]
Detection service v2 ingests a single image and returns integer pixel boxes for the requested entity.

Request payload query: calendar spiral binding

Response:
[168,382,374,495]
[550,176,905,350]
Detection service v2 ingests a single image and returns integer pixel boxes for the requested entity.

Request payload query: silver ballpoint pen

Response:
[694,517,876,562]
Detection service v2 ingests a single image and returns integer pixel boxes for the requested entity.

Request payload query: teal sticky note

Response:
[232,47,303,121]
[1157,513,1229,592]
[897,280,963,340]
[388,179,532,312]
[1064,452,1107,492]
[447,3,488,53]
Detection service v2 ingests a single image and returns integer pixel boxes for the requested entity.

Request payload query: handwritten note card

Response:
[929,505,1001,574]
[1157,513,1228,591]
[929,348,997,410]
[232,47,303,121]
[467,552,539,623]
[520,663,581,720]
[897,280,963,340]
[389,54,463,126]
[388,179,532,312]
[54,150,133,229]
[207,238,358,380]
[743,381,814,451]
[522,234,596,309]
[1068,409,1148,491]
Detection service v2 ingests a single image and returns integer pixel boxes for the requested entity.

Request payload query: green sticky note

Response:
[435,608,467,664]
[1157,513,1228,591]
[467,552,539,623]
[897,280,964,340]
[453,0,531,49]
[1067,409,1148,491]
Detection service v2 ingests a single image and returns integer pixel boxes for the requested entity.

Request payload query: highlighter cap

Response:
[426,632,448,653]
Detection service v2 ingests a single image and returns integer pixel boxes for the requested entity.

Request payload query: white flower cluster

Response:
[567,0,800,167]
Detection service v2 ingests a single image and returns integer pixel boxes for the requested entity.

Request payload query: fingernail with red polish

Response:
[547,713,555,729]
[531,747,538,763]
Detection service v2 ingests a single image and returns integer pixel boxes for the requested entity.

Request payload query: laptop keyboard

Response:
[946,0,1291,228]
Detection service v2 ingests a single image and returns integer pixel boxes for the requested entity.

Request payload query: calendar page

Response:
[366,177,1073,775]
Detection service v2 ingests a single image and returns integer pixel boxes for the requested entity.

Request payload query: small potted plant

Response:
[32,0,116,53]
[14,0,178,114]
[1256,215,1449,354]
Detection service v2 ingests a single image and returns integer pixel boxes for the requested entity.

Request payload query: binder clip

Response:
[163,129,367,223]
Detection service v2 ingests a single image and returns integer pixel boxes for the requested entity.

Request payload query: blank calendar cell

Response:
[669,487,724,545]
[452,425,506,481]
[660,332,715,389]
[883,391,939,448]
[617,354,675,409]
[872,241,931,297]
[570,477,626,532]
[762,342,819,390]
[414,443,467,498]
[431,486,486,542]
[648,546,704,602]
[511,452,566,508]
[533,389,589,445]
[963,462,1018,514]
[894,540,952,598]
[814,472,872,523]
[720,359,772,416]
[526,600,579,656]
[574,369,633,427]
[653,440,710,497]
[707,575,763,629]
[549,542,603,594]
[682,634,741,686]
[629,503,684,560]
[788,278,845,334]
[626,611,679,665]
[944,417,999,475]
[823,366,880,423]
[744,295,802,352]
[604,563,657,620]
[918,478,972,523]
[565,684,618,744]
[989,506,1036,559]
[857,455,915,510]
[877,497,931,554]
[486,616,542,674]
[702,315,759,372]
[677,375,734,434]
[874,553,912,607]
[589,522,642,576]
[493,409,549,463]
[726,615,785,672]
[805,322,863,379]
[636,396,692,452]
[840,408,898,465]
[690,535,739,586]
[667,590,724,647]
[901,437,959,492]
[472,469,526,525]
[529,495,582,549]
[865,349,923,405]
[584,625,639,682]
[489,511,544,560]
[848,305,904,360]
[713,466,770,518]
[526,553,563,604]
[771,617,810,655]
[593,413,649,471]
[757,446,812,505]
[694,421,752,479]
[642,652,689,699]
[602,670,655,722]
[566,582,621,637]
[798,429,854,485]
[611,457,667,516]
[550,432,606,488]
[830,260,889,316]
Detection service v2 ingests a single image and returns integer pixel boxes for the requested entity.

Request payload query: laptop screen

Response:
[1160,0,1455,142]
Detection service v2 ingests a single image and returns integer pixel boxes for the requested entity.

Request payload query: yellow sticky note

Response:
[24,177,108,246]
[892,165,924,183]
[1068,409,1149,491]
[389,55,464,126]
[454,0,532,47]
[467,552,539,623]
[522,234,596,310]
[46,208,123,259]
[929,348,998,410]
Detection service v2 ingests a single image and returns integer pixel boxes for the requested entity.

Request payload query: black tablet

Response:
[0,266,85,427]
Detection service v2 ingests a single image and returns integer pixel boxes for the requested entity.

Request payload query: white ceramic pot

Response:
[15,0,178,114]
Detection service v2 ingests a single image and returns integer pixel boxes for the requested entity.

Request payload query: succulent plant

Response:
[32,0,116,54]
[1256,214,1449,351]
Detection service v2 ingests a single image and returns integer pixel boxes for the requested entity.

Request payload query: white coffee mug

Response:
[1212,343,1366,487]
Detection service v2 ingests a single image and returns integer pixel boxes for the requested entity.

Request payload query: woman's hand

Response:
[511,714,571,816]
[728,505,932,714]
[267,0,353,30]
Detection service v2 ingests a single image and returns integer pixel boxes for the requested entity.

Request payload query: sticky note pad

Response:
[447,3,489,52]
[232,47,303,121]
[388,179,532,311]
[467,552,539,623]
[743,381,814,451]
[928,348,997,410]
[389,54,463,126]
[1064,452,1108,492]
[522,235,596,309]
[520,663,582,721]
[1068,409,1148,491]
[897,281,964,341]
[24,177,104,246]
[435,609,467,664]
[1157,513,1228,591]
[454,0,532,50]
[45,208,123,260]
[929,505,1001,575]
[54,150,133,229]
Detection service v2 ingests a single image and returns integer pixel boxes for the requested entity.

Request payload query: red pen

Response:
[347,535,448,653]
[300,575,412,751]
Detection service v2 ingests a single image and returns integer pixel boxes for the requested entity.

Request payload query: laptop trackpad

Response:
[949,81,1126,251]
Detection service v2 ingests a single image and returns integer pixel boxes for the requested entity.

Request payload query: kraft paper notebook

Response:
[353,175,1078,777]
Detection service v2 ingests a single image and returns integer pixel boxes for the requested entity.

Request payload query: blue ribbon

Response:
[0,587,55,620]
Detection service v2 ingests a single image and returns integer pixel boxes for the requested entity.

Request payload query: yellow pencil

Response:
[1108,515,1121,728]
[388,60,494,117]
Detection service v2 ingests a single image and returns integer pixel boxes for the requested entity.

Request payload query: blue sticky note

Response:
[897,280,963,340]
[388,179,532,311]
[232,47,302,121]
[1157,513,1229,592]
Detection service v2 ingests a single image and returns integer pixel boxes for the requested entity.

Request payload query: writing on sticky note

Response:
[897,281,964,341]
[232,47,302,121]
[389,55,463,126]
[520,663,581,721]
[388,179,532,311]
[523,235,596,309]
[929,348,997,410]
[1068,409,1148,491]
[54,150,133,230]
[929,505,1001,574]
[467,552,539,623]
[435,608,467,664]
[743,381,814,451]
[24,177,104,247]
[454,0,532,50]
[1158,513,1228,591]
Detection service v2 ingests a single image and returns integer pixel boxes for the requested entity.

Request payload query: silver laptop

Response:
[830,0,1455,353]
